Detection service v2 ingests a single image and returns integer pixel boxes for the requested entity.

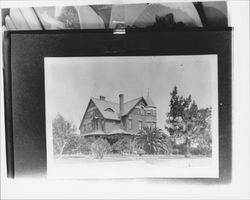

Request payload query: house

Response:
[79,94,157,135]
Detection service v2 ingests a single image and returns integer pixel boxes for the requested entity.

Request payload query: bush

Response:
[112,137,133,154]
[190,147,201,155]
[78,137,91,154]
[190,145,212,156]
[91,138,111,159]
[198,146,212,156]
[172,148,181,155]
[133,148,145,156]
[172,143,185,155]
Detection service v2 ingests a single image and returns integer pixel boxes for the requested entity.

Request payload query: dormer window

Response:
[104,108,114,112]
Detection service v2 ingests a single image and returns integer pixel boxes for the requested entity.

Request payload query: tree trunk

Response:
[59,141,67,156]
[184,136,191,158]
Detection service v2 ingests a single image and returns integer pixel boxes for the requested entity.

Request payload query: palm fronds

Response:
[135,127,171,154]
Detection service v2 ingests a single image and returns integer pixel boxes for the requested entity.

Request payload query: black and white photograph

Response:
[1,0,250,199]
[1,1,229,180]
[45,55,218,179]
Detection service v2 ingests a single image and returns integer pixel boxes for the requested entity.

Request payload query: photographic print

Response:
[45,55,218,179]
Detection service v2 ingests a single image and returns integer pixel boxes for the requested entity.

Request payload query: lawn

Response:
[54,154,212,167]
[48,154,216,179]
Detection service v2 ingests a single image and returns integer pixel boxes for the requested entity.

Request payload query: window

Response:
[104,108,114,112]
[96,120,98,130]
[101,120,105,131]
[146,110,151,115]
[128,119,132,130]
[136,108,140,115]
[140,108,144,115]
[139,121,142,130]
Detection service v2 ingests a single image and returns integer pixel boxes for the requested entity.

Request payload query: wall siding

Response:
[125,107,157,133]
[105,120,121,133]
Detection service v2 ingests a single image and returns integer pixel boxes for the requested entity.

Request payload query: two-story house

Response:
[79,93,157,135]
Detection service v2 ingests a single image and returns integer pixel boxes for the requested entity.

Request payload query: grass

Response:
[50,154,215,179]
[54,153,211,164]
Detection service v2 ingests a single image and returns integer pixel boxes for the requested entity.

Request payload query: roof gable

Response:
[82,96,149,123]
[91,98,120,120]
[79,99,101,129]
[123,97,147,116]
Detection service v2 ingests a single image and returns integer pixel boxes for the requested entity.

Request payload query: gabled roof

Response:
[90,96,146,121]
[123,97,143,115]
[91,97,119,120]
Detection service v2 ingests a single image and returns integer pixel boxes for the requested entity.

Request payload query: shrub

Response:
[190,145,212,156]
[112,137,134,154]
[172,148,181,155]
[133,148,145,156]
[198,145,212,156]
[91,138,111,159]
[189,147,201,155]
[78,137,91,154]
[172,143,185,155]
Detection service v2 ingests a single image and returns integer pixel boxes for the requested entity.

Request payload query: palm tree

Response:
[135,127,170,155]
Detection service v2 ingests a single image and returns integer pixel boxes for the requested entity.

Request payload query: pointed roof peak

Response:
[145,90,156,107]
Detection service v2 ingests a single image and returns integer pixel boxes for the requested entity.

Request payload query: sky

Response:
[45,55,217,133]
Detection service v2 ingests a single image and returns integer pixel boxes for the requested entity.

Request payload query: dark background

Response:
[3,28,232,182]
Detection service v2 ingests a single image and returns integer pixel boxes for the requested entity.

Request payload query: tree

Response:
[165,86,212,157]
[78,137,91,154]
[91,138,111,159]
[135,127,171,154]
[194,108,212,156]
[52,113,77,156]
[62,134,80,155]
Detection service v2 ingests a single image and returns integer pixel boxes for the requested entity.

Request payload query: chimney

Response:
[119,94,124,116]
[100,96,106,101]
